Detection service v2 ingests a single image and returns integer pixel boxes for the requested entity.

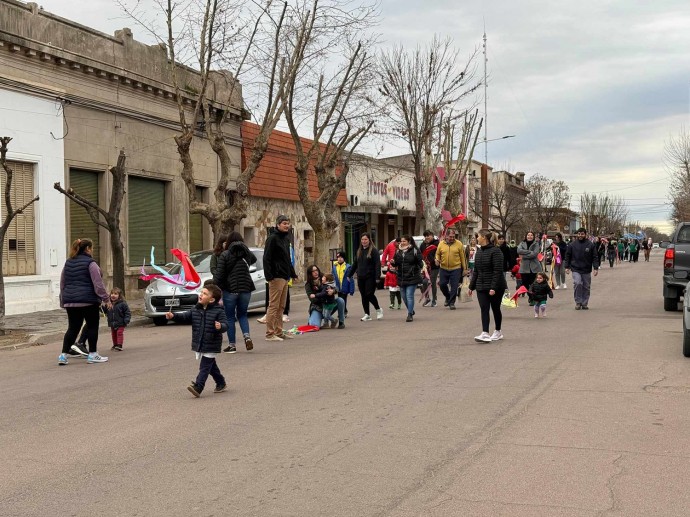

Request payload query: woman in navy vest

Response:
[58,238,111,365]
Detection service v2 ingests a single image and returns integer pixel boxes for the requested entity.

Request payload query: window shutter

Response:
[1,161,36,276]
[189,186,205,253]
[69,169,100,263]
[128,176,166,265]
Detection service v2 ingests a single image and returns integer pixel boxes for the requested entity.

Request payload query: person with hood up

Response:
[213,232,257,353]
[564,227,600,310]
[263,215,298,341]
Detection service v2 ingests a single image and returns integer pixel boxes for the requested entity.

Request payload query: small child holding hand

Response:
[166,284,228,397]
[107,287,131,351]
[384,265,401,310]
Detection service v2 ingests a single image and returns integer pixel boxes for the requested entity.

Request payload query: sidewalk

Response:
[0,288,309,351]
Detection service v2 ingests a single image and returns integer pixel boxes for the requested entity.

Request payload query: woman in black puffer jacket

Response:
[213,232,257,353]
[391,235,424,322]
[469,229,508,343]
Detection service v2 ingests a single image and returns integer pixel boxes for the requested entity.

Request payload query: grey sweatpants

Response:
[572,271,591,306]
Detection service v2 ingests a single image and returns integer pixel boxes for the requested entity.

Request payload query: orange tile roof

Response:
[242,121,347,206]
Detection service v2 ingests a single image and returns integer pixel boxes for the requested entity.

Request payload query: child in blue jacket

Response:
[332,251,355,317]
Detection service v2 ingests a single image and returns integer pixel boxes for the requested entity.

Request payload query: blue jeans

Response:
[308,297,345,326]
[222,291,251,344]
[401,284,416,315]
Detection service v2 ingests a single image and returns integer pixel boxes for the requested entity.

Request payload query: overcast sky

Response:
[38,0,690,232]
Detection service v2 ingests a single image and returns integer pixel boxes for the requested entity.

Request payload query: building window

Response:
[474,188,481,215]
[69,169,100,263]
[189,186,206,253]
[128,176,166,265]
[1,161,36,275]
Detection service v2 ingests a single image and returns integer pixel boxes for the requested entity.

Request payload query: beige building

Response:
[0,0,244,311]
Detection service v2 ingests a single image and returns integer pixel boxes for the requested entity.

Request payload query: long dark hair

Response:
[224,232,243,249]
[305,264,322,287]
[213,234,228,256]
[357,233,374,259]
[401,234,417,249]
[523,231,535,244]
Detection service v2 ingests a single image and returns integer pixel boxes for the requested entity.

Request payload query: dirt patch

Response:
[0,329,33,350]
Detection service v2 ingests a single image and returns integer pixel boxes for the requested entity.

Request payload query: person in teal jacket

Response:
[332,251,355,317]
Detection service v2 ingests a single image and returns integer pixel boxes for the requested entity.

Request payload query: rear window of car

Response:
[678,226,690,243]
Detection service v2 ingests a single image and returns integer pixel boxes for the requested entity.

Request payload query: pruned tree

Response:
[379,36,481,234]
[441,109,483,236]
[283,1,378,268]
[119,0,288,238]
[0,137,40,329]
[664,127,690,223]
[524,174,571,234]
[54,150,128,294]
[579,193,628,237]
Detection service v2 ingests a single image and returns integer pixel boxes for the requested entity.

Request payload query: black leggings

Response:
[476,291,502,333]
[62,304,101,354]
[357,276,380,315]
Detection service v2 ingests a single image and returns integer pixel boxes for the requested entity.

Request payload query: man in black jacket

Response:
[263,215,298,341]
[564,227,600,310]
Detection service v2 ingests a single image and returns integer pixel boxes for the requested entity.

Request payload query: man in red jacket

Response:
[380,237,400,268]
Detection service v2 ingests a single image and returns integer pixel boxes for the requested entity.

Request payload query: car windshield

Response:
[167,249,264,274]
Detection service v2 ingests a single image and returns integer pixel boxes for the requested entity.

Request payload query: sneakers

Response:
[87,352,108,363]
[278,332,294,340]
[257,315,267,324]
[361,314,372,321]
[223,345,237,353]
[443,300,449,307]
[406,314,413,322]
[575,303,582,310]
[389,303,395,309]
[474,332,492,343]
[555,285,560,290]
[376,308,384,320]
[265,334,284,341]
[214,383,227,393]
[490,330,503,341]
[397,305,402,310]
[244,335,254,351]
[111,345,122,351]
[534,313,539,318]
[330,320,337,329]
[431,300,437,307]
[423,299,431,307]
[449,304,456,310]
[282,315,290,323]
[581,305,589,310]
[187,383,202,398]
[70,343,88,356]
[58,353,69,365]
[338,322,345,329]
[562,283,567,289]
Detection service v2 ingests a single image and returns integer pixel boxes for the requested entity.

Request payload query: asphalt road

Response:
[2,252,689,516]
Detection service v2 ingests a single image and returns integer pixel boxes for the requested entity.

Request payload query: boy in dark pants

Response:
[166,284,229,397]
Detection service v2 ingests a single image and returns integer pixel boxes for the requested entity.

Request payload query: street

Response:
[2,253,690,516]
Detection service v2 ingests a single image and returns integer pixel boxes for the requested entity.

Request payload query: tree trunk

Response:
[109,224,126,295]
[313,225,335,270]
[0,244,6,333]
[414,178,424,234]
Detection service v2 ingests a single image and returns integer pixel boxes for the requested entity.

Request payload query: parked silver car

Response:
[144,248,266,326]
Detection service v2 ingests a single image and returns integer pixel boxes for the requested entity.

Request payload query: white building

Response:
[0,89,66,314]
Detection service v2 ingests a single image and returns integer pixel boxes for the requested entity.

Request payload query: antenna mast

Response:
[483,29,488,166]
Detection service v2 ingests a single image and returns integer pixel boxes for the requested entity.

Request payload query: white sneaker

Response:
[562,283,567,289]
[474,332,492,343]
[282,315,290,323]
[361,314,372,321]
[376,308,384,320]
[490,330,503,341]
[257,315,267,324]
[554,285,560,290]
[87,352,108,363]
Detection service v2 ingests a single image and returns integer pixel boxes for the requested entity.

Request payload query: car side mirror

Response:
[249,265,257,273]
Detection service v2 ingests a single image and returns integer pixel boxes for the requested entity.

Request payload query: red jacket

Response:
[384,271,398,288]
[381,240,398,266]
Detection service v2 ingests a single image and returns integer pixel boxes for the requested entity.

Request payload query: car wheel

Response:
[664,296,679,312]
[152,317,168,326]
[684,316,690,358]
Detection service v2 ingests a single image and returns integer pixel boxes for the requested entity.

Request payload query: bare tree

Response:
[120,0,287,238]
[664,128,690,223]
[283,1,378,267]
[379,36,481,234]
[524,174,571,234]
[0,137,40,329]
[54,150,128,295]
[579,193,628,236]
[468,173,526,238]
